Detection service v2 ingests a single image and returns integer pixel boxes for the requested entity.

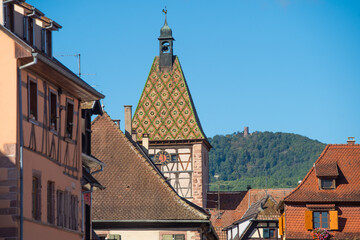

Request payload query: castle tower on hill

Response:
[132,12,211,207]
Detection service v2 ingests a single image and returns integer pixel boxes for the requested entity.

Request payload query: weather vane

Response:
[162,7,167,15]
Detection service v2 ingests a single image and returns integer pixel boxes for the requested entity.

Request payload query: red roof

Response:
[91,112,209,221]
[207,189,293,240]
[284,144,360,202]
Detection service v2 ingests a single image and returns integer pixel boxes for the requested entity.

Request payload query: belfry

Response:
[132,11,211,207]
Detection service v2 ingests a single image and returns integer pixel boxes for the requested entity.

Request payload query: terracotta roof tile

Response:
[206,189,292,240]
[284,144,360,202]
[91,112,209,221]
[315,162,338,177]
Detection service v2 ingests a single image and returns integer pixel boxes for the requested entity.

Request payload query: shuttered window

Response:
[32,175,41,220]
[56,190,78,230]
[47,181,55,224]
[305,210,338,230]
[279,213,285,236]
[162,234,185,240]
[28,78,38,121]
[66,99,74,139]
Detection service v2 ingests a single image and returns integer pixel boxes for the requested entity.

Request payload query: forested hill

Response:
[208,131,326,191]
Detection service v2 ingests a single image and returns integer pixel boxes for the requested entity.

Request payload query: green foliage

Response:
[208,131,326,191]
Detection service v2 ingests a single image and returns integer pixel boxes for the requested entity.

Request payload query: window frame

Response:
[32,173,41,221]
[49,89,58,132]
[320,178,336,190]
[313,211,329,229]
[47,181,55,224]
[28,77,38,122]
[65,99,75,139]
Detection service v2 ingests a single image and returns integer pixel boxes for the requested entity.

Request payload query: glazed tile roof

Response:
[132,56,206,141]
[284,144,360,202]
[91,112,209,221]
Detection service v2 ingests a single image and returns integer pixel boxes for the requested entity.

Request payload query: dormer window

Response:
[320,178,335,189]
[41,29,52,56]
[315,162,338,190]
[23,16,34,45]
[3,3,14,32]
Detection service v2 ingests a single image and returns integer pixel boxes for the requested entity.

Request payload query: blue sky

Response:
[28,0,360,144]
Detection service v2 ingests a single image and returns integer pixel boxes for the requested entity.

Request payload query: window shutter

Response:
[263,228,270,238]
[329,210,338,230]
[305,210,313,230]
[279,214,284,236]
[41,29,46,52]
[109,234,121,240]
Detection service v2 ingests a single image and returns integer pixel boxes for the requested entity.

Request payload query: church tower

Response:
[132,11,211,207]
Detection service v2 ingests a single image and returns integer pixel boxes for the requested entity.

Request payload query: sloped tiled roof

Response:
[91,112,209,221]
[132,56,206,141]
[315,162,339,177]
[284,144,360,202]
[207,189,292,240]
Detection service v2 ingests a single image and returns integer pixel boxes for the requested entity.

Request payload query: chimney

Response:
[244,126,249,137]
[347,137,355,145]
[112,119,120,129]
[132,129,137,142]
[142,134,149,151]
[124,105,132,138]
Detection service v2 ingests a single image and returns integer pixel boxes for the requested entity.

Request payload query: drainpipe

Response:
[90,165,103,176]
[81,186,93,240]
[18,54,38,240]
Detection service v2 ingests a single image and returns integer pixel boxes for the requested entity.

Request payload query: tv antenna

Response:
[55,53,96,78]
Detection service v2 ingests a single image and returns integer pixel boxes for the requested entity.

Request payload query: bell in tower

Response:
[158,8,174,70]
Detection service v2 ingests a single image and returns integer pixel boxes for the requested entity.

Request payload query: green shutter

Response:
[263,228,270,238]
[175,235,185,240]
[162,235,173,240]
[108,234,121,240]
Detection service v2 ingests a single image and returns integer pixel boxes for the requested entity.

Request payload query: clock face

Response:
[155,150,170,164]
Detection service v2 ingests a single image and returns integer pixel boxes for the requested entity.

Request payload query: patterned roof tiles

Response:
[284,144,360,202]
[91,112,209,221]
[132,56,206,141]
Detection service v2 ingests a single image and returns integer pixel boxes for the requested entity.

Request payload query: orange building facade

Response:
[0,1,103,239]
[279,140,360,239]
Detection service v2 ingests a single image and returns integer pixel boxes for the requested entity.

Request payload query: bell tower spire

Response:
[158,7,174,70]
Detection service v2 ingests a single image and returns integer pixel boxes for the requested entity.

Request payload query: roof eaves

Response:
[34,53,104,99]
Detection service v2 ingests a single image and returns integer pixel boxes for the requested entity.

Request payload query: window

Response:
[162,234,185,240]
[3,3,14,32]
[66,99,74,139]
[314,211,328,228]
[263,228,276,238]
[57,190,78,230]
[28,78,38,121]
[70,195,78,230]
[171,154,177,162]
[41,29,52,56]
[321,179,335,189]
[305,210,338,230]
[57,190,64,227]
[49,91,57,131]
[32,175,41,220]
[108,234,121,240]
[149,154,154,161]
[47,181,55,224]
[23,16,34,45]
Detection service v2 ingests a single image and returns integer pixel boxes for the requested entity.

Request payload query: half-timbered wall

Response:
[149,146,193,199]
[149,142,209,208]
[20,68,82,238]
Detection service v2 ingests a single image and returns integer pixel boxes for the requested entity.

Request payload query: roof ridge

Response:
[94,112,209,220]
